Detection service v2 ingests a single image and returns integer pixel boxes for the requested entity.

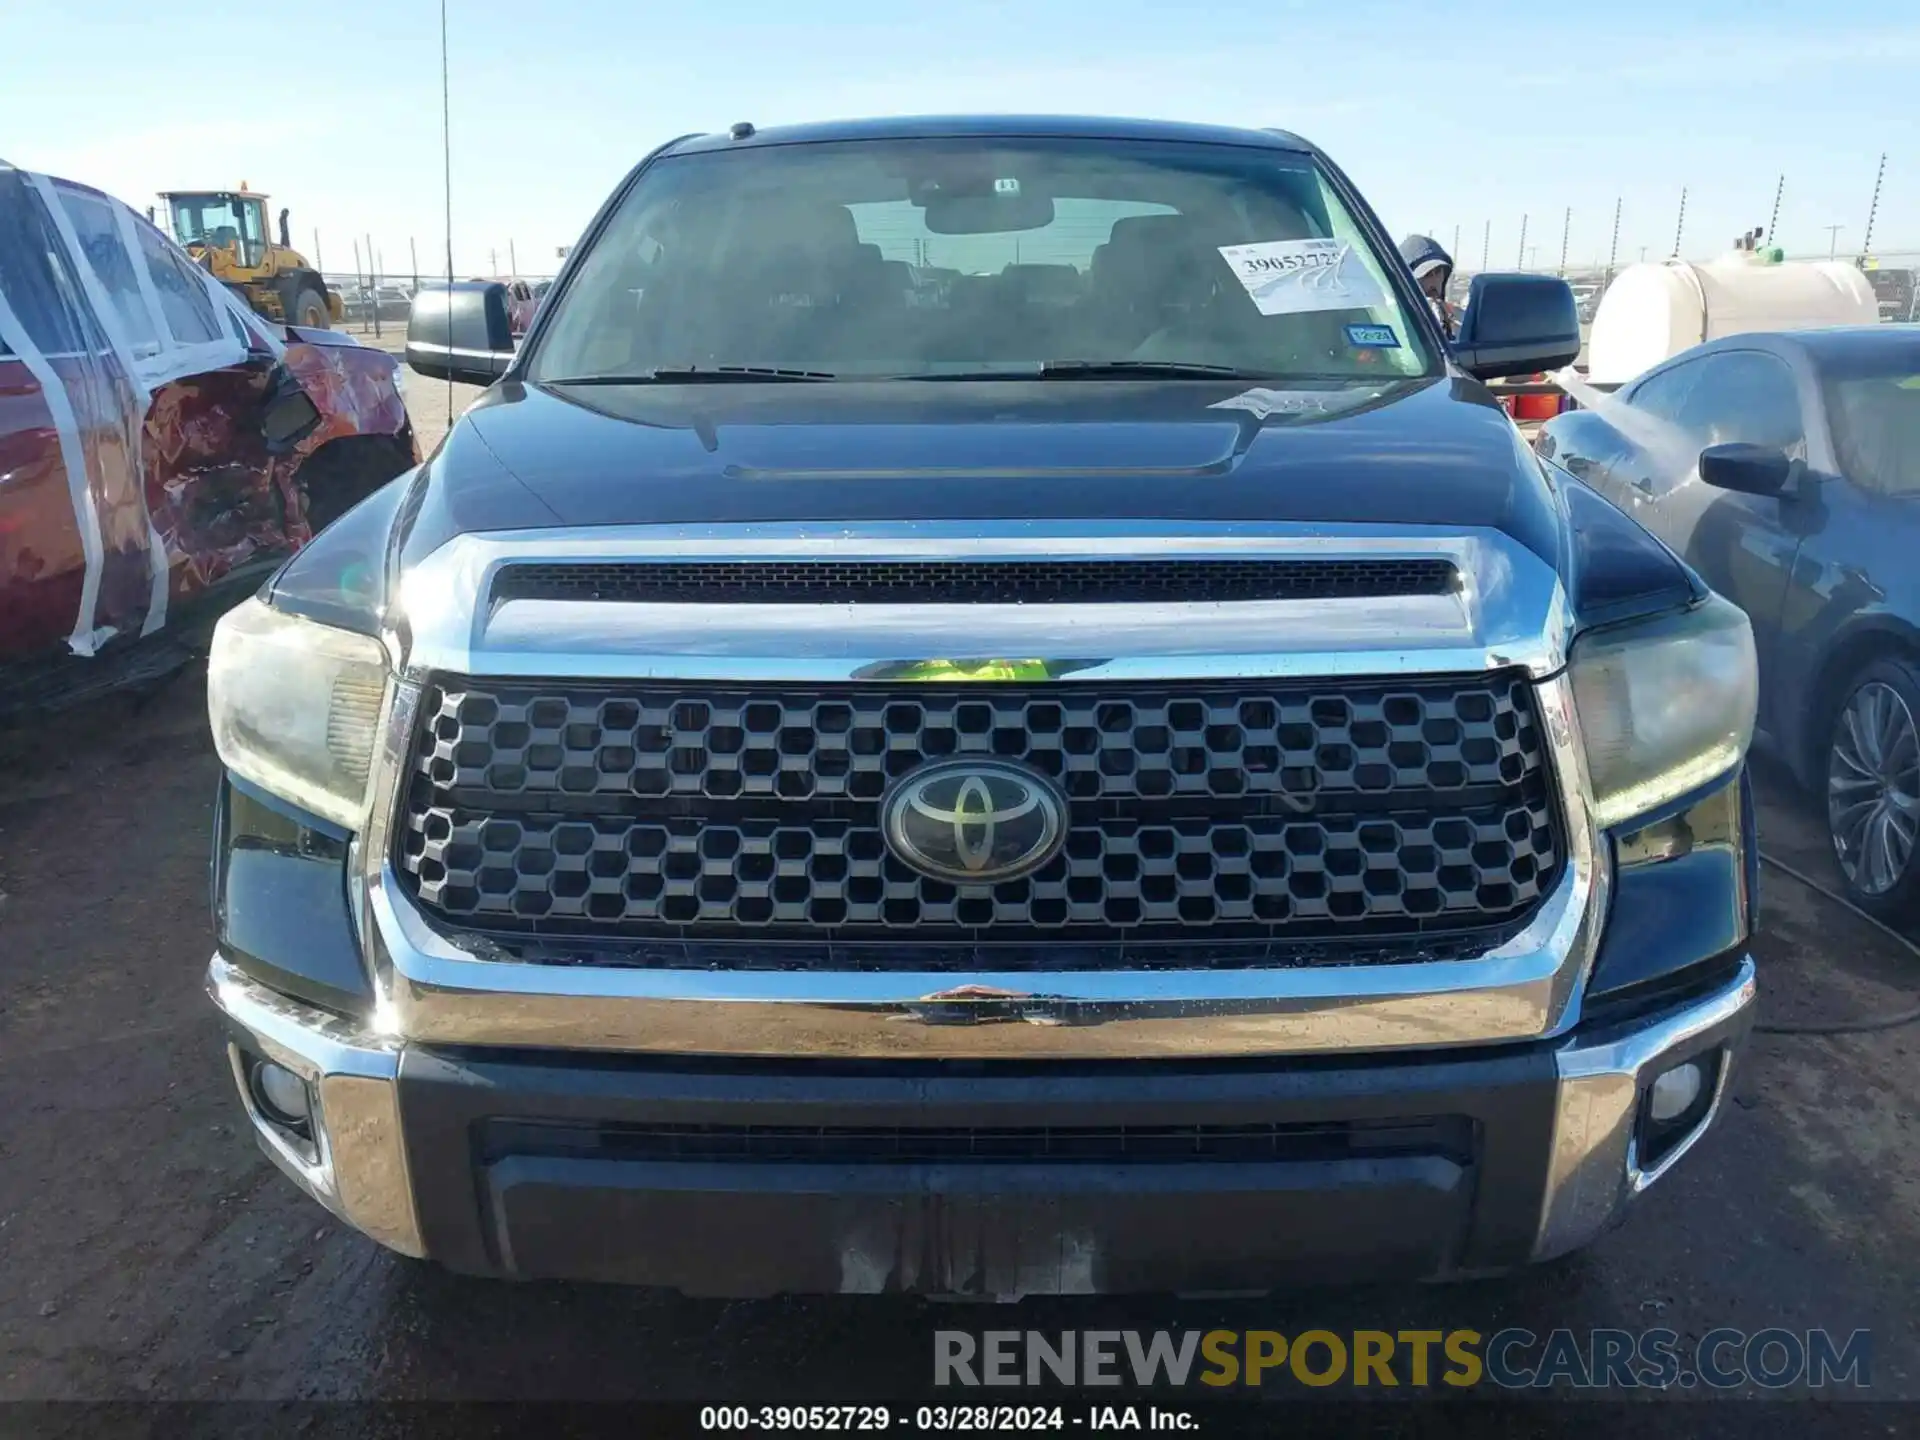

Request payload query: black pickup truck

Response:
[205,115,1758,1297]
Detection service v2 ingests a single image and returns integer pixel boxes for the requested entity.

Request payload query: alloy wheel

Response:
[1829,680,1920,896]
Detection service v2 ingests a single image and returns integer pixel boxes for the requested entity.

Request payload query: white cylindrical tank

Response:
[1586,253,1881,383]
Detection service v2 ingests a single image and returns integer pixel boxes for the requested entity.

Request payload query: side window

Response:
[0,175,89,357]
[1627,361,1701,423]
[52,184,163,362]
[237,201,266,268]
[1677,352,1806,455]
[133,220,224,345]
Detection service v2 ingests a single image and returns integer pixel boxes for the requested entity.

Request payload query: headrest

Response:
[1001,263,1082,303]
[779,203,859,253]
[1104,214,1193,254]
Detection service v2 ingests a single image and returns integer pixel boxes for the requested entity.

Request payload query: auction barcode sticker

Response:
[1217,237,1387,315]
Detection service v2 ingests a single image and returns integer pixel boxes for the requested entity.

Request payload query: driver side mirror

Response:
[1699,442,1795,496]
[406,280,516,385]
[1451,273,1581,381]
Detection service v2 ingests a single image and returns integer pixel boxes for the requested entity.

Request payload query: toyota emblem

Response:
[880,759,1069,885]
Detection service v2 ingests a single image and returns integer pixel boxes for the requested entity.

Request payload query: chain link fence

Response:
[313,264,561,340]
[1447,250,1920,324]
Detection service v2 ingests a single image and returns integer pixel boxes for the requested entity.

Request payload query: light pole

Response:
[1824,224,1845,259]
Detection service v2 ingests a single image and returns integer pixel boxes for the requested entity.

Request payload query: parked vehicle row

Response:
[339,282,417,321]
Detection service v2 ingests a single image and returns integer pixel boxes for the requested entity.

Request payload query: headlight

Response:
[208,598,389,831]
[1570,592,1757,830]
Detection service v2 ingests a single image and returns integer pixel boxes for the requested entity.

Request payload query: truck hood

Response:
[402,375,1565,568]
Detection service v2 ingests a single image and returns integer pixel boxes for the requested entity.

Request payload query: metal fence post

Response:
[1862,153,1887,260]
[1606,197,1621,289]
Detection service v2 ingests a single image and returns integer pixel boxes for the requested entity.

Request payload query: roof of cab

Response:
[666,114,1313,155]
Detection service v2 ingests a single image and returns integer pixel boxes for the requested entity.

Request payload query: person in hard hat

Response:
[1398,235,1460,340]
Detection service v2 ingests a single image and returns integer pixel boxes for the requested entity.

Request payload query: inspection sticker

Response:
[1345,323,1400,349]
[1217,238,1387,316]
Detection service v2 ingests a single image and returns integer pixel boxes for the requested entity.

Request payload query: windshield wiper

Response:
[1037,360,1258,379]
[887,360,1268,382]
[544,365,837,384]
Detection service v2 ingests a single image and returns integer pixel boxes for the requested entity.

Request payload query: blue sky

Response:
[5,0,1916,277]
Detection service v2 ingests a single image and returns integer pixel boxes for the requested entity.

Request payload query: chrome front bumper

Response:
[209,959,425,1258]
[208,951,1756,1274]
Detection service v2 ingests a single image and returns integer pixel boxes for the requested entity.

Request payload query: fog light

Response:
[1648,1061,1705,1123]
[251,1061,312,1127]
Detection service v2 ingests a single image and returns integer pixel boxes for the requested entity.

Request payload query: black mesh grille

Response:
[489,558,1458,606]
[396,674,1561,963]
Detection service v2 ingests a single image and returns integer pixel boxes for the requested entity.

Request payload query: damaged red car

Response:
[0,162,418,713]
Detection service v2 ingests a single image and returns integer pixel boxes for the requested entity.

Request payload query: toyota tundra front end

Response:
[204,116,1758,1296]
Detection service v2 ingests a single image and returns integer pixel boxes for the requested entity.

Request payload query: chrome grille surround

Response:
[349,520,1608,1060]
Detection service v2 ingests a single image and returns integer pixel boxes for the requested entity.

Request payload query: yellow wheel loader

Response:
[160,186,342,329]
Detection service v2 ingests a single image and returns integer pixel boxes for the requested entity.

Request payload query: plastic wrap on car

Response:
[0,166,155,656]
[1,162,414,665]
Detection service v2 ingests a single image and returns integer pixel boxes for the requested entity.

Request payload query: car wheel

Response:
[289,285,331,329]
[1825,658,1920,923]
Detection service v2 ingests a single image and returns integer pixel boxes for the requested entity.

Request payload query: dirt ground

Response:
[1,665,1918,1424]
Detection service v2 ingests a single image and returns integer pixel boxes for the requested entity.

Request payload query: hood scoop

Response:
[488,557,1461,607]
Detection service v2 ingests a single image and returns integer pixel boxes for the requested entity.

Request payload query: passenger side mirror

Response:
[406,280,516,385]
[1452,273,1581,381]
[1699,442,1794,496]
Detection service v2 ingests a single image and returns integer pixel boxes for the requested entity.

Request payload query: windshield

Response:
[170,195,267,266]
[168,196,239,247]
[1822,347,1920,496]
[529,137,1435,383]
